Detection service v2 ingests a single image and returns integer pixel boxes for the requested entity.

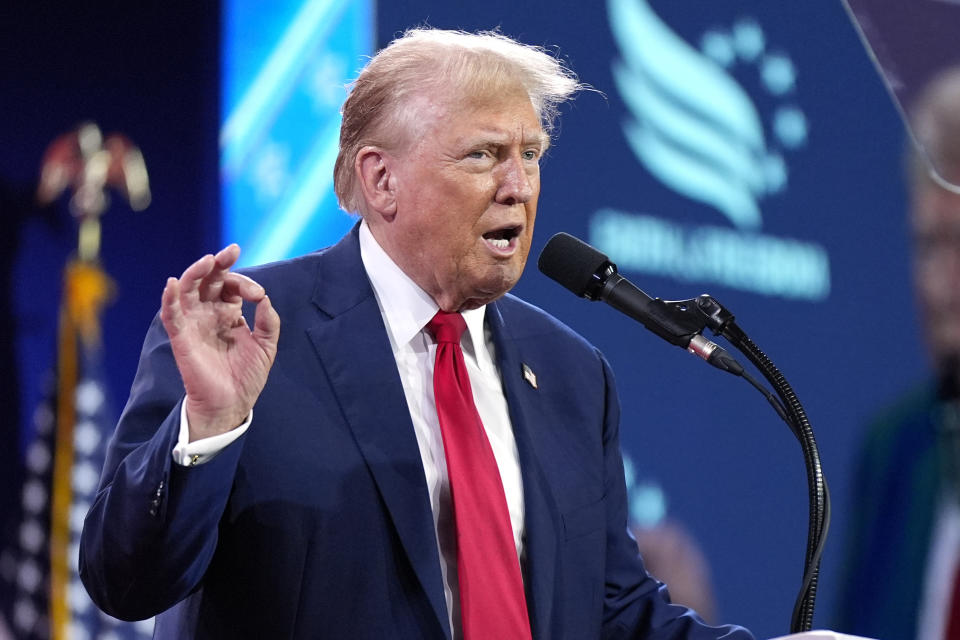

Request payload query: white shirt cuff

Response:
[171,401,252,467]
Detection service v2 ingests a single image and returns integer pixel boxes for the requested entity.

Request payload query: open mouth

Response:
[482,226,521,250]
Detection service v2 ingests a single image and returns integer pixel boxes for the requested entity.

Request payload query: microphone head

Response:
[537,232,615,298]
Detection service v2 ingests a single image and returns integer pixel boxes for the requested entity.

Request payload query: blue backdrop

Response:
[3,2,930,638]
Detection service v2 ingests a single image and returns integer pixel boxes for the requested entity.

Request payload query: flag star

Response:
[70,502,92,534]
[17,559,42,593]
[33,403,54,435]
[13,598,38,631]
[68,620,92,640]
[75,420,102,456]
[22,479,47,515]
[19,520,45,554]
[69,579,92,614]
[72,462,100,497]
[69,582,91,615]
[75,380,105,416]
[26,441,51,474]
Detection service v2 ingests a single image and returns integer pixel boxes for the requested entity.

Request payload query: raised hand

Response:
[160,244,281,441]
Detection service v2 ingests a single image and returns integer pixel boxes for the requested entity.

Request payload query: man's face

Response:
[912,179,960,368]
[378,87,547,311]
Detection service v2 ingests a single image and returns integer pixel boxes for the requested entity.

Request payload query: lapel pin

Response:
[522,363,538,389]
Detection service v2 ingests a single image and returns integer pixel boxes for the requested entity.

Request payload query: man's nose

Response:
[495,155,535,205]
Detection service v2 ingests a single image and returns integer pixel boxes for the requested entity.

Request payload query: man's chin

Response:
[457,273,522,309]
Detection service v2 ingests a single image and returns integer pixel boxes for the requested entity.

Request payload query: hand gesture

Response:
[160,244,281,441]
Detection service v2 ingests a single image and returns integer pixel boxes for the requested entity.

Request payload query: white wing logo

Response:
[608,0,804,230]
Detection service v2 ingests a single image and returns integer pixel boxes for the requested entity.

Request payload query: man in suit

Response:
[837,67,960,640]
[80,28,753,639]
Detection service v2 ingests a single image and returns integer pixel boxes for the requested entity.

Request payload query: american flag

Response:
[1,261,154,640]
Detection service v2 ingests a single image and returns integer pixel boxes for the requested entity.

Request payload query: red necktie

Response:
[426,311,532,640]
[946,561,960,640]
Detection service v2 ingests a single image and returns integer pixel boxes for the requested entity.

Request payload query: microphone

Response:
[539,235,828,630]
[537,232,743,375]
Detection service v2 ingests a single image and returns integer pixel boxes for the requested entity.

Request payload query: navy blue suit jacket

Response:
[80,226,751,639]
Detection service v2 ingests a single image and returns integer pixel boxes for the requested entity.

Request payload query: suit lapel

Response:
[488,301,559,640]
[304,227,451,638]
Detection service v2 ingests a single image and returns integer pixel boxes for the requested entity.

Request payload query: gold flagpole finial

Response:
[37,121,151,262]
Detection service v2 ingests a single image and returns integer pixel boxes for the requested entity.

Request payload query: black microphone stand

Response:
[537,232,828,631]
[637,293,830,634]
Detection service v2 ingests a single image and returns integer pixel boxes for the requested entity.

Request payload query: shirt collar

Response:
[358,221,490,369]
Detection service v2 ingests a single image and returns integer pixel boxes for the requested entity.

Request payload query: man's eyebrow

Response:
[459,130,549,149]
[530,131,551,150]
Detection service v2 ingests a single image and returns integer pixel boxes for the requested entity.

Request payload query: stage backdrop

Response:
[4,2,927,639]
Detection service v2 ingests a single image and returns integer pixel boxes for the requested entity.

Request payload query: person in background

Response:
[624,461,719,623]
[837,66,960,640]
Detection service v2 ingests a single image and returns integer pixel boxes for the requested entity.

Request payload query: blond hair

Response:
[333,28,583,213]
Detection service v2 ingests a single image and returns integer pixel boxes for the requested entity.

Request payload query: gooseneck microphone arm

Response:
[538,232,829,634]
[700,299,830,633]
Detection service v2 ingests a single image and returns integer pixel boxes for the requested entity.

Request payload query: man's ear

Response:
[356,147,397,220]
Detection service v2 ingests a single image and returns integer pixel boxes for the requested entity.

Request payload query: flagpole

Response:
[50,270,79,640]
[37,122,149,640]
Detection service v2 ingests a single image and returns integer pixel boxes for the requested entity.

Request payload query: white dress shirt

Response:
[917,493,960,640]
[172,222,526,638]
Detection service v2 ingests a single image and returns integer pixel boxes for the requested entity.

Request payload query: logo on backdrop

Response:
[594,0,830,301]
